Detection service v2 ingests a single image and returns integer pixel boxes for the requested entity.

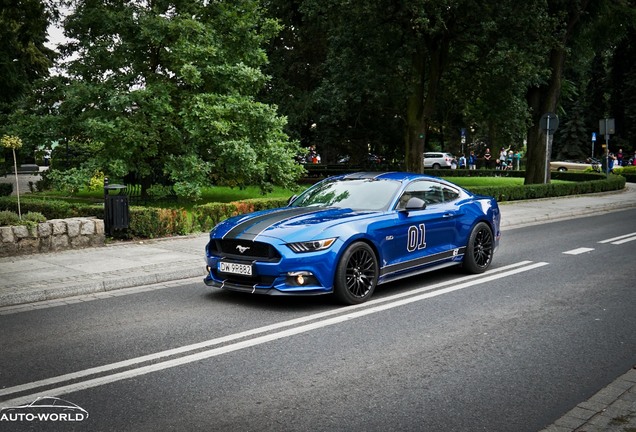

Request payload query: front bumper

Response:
[203,272,332,296]
[204,242,338,296]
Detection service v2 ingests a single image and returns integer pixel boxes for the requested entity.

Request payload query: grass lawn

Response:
[32,184,299,207]
[446,176,570,188]
[199,185,298,203]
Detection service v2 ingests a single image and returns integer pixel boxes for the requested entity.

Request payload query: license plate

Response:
[219,261,253,276]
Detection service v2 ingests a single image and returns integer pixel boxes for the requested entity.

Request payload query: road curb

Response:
[0,266,205,308]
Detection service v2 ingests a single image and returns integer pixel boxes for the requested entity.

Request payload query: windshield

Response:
[290,178,401,211]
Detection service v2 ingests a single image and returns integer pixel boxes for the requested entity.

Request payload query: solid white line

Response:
[0,261,548,407]
[0,260,533,399]
[611,235,636,245]
[563,247,595,255]
[598,232,636,243]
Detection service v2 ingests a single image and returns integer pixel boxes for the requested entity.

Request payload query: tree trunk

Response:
[524,47,566,184]
[524,1,589,184]
[404,40,449,173]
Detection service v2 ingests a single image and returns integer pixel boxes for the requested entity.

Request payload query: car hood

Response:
[211,206,378,242]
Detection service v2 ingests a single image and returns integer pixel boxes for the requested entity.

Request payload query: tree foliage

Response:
[0,0,57,164]
[0,0,55,113]
[265,0,636,177]
[266,0,555,170]
[30,0,303,199]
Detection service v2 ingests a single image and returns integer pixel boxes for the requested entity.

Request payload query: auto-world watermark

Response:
[0,396,89,423]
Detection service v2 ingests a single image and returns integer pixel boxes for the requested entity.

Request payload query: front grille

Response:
[209,239,281,261]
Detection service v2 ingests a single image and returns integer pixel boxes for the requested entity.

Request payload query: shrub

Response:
[0,183,12,196]
[44,167,93,194]
[147,184,175,200]
[23,211,46,223]
[0,210,20,226]
[0,210,46,227]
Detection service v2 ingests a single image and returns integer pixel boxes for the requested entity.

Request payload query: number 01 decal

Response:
[407,224,426,252]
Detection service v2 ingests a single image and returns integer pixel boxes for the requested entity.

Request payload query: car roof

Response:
[336,171,449,183]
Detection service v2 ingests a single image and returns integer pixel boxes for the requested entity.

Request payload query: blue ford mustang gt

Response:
[204,172,501,304]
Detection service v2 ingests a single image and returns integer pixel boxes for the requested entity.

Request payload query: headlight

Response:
[286,238,336,253]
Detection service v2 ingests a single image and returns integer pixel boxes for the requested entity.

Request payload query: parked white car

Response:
[550,159,599,172]
[423,152,455,169]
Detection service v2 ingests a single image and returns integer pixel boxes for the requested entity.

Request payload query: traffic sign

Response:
[540,113,559,134]
[599,118,615,135]
[592,132,596,142]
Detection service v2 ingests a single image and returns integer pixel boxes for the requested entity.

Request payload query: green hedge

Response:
[0,176,624,239]
[467,175,625,201]
[0,196,103,219]
[0,196,289,239]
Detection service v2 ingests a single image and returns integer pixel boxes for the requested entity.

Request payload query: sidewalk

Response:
[0,183,635,431]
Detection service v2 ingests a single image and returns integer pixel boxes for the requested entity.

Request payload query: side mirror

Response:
[287,195,297,206]
[404,197,426,211]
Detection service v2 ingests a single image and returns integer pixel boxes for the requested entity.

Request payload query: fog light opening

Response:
[287,271,316,287]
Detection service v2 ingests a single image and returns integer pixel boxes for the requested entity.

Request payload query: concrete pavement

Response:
[0,183,635,431]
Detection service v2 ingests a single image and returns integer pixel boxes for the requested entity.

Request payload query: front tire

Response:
[463,222,494,273]
[334,242,378,305]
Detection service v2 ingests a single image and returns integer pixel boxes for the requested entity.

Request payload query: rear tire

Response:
[334,242,378,305]
[463,222,494,273]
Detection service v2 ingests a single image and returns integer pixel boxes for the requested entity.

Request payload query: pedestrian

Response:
[459,154,467,169]
[498,147,510,170]
[506,150,513,169]
[483,148,492,169]
[513,151,521,170]
[617,148,623,166]
[468,151,477,170]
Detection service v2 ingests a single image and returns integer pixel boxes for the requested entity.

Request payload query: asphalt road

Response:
[1,209,635,431]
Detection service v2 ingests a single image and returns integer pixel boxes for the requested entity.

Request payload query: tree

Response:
[609,27,636,155]
[268,0,552,170]
[523,0,636,184]
[46,0,302,198]
[0,0,56,163]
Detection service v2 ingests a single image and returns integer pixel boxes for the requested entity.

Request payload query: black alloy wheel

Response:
[463,222,494,273]
[334,242,378,305]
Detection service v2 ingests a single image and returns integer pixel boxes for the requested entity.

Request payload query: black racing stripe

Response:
[380,247,466,277]
[223,207,323,240]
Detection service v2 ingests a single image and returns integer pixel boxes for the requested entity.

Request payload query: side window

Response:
[395,181,460,209]
[442,186,460,202]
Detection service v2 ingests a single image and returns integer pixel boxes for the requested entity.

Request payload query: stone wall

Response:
[0,218,105,257]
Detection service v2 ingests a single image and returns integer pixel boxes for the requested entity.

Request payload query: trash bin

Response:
[104,177,129,236]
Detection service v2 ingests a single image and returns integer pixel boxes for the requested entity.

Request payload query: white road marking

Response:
[609,235,636,245]
[563,247,595,255]
[0,260,548,407]
[598,232,636,244]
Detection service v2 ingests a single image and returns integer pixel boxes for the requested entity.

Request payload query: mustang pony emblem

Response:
[236,245,250,254]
